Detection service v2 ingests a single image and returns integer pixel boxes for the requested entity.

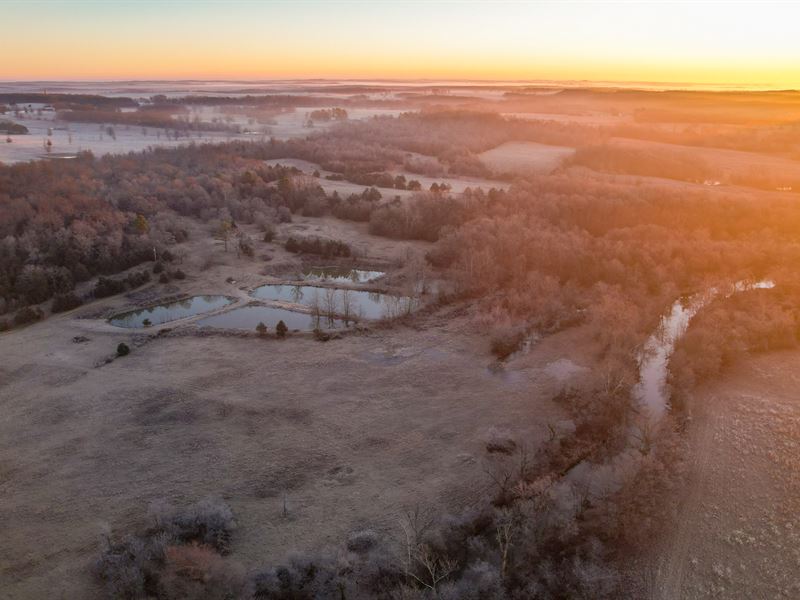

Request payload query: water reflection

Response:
[250,284,416,320]
[302,266,384,284]
[634,279,775,421]
[109,295,234,328]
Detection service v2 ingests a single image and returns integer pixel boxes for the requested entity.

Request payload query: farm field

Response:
[264,157,509,197]
[0,112,262,165]
[479,141,575,175]
[606,137,800,187]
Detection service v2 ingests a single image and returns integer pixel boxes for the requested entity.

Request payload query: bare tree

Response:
[570,481,593,519]
[215,221,232,252]
[323,287,338,326]
[399,506,457,594]
[340,288,356,323]
[495,509,517,580]
[309,289,322,329]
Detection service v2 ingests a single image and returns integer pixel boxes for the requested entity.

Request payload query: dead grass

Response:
[652,350,800,599]
[479,141,575,175]
[0,215,579,599]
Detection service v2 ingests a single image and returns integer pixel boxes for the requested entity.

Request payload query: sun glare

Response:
[1,1,798,87]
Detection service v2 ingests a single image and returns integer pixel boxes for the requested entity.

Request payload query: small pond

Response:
[250,284,416,320]
[196,305,347,331]
[109,295,234,328]
[302,266,384,284]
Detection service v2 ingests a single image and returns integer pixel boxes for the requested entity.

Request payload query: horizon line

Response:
[0,77,793,92]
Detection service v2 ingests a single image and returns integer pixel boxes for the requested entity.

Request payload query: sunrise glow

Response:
[2,1,799,87]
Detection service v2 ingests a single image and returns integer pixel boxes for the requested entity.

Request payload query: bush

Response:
[276,320,288,338]
[165,498,236,554]
[95,499,239,600]
[153,262,164,274]
[126,270,151,288]
[117,343,130,356]
[94,276,126,299]
[284,236,351,258]
[51,292,83,313]
[93,271,150,299]
[239,240,254,258]
[255,322,267,336]
[159,273,170,284]
[346,529,378,554]
[13,306,43,326]
[94,535,152,599]
[484,427,517,455]
[489,328,525,359]
[313,328,331,342]
[160,543,243,600]
[173,269,186,280]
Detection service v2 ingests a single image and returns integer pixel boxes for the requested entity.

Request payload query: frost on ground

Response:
[654,351,800,599]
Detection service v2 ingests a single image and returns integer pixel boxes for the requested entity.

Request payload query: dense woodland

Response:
[0,144,305,319]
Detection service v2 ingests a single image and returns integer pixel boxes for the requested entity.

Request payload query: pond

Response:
[250,284,416,320]
[196,305,348,331]
[302,266,385,284]
[109,295,234,328]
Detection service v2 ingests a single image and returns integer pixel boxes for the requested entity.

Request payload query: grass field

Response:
[479,140,575,175]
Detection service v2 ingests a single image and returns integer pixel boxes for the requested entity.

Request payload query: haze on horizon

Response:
[2,0,799,88]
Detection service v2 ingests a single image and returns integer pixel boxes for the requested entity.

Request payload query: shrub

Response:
[313,328,331,342]
[247,554,345,599]
[255,322,267,336]
[489,328,525,359]
[276,320,288,338]
[13,306,43,326]
[276,206,292,223]
[164,498,236,554]
[173,269,186,280]
[51,292,83,313]
[346,529,378,554]
[95,499,239,599]
[126,270,151,288]
[153,262,164,274]
[94,535,152,599]
[160,543,243,600]
[116,343,130,356]
[159,273,170,284]
[284,236,351,258]
[484,427,517,455]
[94,271,150,298]
[94,276,126,299]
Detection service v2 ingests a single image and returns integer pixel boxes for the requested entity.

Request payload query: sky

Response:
[1,1,799,87]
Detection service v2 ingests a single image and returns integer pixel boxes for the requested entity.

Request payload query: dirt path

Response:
[653,395,717,599]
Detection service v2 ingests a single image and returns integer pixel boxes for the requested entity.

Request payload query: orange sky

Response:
[1,1,798,87]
